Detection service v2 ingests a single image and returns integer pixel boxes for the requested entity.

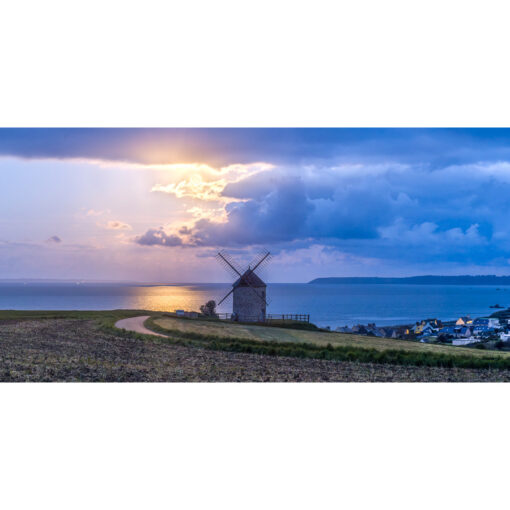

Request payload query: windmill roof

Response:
[233,269,266,288]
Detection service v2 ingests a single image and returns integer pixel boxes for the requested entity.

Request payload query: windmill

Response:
[216,250,272,322]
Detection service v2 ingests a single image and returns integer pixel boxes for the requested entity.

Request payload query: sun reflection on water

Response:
[127,285,230,313]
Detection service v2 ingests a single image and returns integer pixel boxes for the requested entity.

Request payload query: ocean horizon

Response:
[1,281,508,329]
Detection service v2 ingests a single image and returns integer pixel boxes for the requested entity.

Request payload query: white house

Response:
[488,318,501,329]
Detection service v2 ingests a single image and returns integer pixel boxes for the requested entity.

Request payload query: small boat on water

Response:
[490,304,504,308]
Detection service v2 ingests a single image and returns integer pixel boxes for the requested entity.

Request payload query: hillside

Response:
[151,316,510,359]
[309,275,510,285]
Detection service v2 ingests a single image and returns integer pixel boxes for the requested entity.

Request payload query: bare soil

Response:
[1,319,510,382]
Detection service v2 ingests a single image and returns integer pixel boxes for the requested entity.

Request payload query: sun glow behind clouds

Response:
[150,162,273,202]
[134,162,273,243]
[152,174,227,201]
[7,128,510,281]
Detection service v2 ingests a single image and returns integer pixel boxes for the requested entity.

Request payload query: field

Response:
[2,310,510,381]
[3,317,510,382]
[152,316,510,359]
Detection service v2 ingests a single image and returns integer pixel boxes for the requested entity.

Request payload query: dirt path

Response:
[115,315,168,337]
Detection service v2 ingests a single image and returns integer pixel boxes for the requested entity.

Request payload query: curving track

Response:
[114,315,168,337]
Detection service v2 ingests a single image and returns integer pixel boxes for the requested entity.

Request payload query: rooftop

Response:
[233,269,266,289]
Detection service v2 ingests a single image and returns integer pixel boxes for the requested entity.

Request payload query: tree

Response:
[200,300,218,318]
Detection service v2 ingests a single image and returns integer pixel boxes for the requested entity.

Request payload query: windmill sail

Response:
[250,250,271,271]
[216,251,242,278]
[217,287,234,306]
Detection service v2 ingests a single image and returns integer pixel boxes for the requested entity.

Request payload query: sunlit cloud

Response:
[187,206,227,222]
[86,208,108,217]
[153,174,227,201]
[150,162,273,203]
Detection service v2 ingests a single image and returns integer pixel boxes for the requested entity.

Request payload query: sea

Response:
[1,281,509,329]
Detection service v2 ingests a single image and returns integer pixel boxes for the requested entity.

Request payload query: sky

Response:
[2,128,510,282]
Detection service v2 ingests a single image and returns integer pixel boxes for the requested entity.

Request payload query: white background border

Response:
[2,0,510,127]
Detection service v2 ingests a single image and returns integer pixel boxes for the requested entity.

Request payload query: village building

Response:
[438,326,456,338]
[456,316,473,326]
[175,310,199,318]
[473,317,500,329]
[413,320,440,336]
[472,325,494,336]
[336,312,509,347]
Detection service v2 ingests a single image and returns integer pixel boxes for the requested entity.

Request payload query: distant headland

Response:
[308,275,510,285]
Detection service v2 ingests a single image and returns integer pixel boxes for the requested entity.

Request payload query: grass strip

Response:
[143,317,510,370]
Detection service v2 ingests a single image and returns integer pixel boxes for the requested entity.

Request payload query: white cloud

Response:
[379,220,486,246]
[152,174,227,201]
[86,209,109,217]
[101,220,132,231]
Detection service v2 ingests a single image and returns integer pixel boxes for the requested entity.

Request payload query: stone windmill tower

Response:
[216,250,272,322]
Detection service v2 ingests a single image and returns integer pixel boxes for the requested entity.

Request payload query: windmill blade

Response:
[216,256,239,280]
[245,251,272,284]
[247,250,270,272]
[216,251,243,277]
[217,287,234,306]
[251,251,272,275]
[219,250,243,275]
[216,253,242,280]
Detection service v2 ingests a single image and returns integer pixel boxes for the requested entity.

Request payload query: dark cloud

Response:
[190,179,314,247]
[4,128,510,167]
[46,235,62,244]
[187,169,400,247]
[166,161,510,270]
[134,228,182,247]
